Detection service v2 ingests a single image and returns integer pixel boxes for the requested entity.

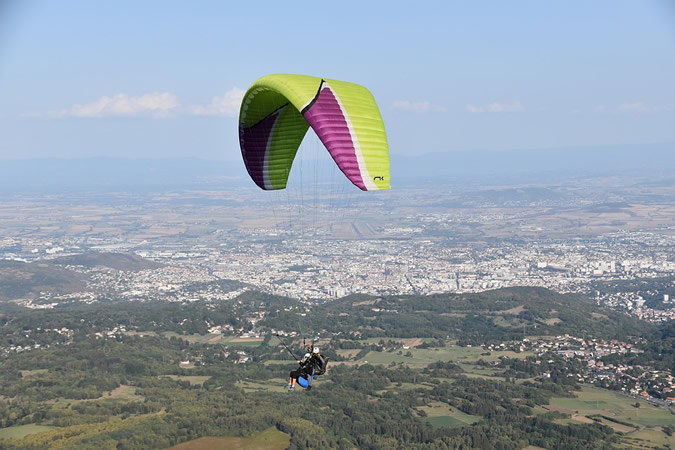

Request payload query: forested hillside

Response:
[0,288,672,449]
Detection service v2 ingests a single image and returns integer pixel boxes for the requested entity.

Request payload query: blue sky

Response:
[0,0,673,160]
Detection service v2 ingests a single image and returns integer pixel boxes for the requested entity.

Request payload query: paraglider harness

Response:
[277,334,328,389]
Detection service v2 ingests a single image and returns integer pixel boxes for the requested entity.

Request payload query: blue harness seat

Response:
[297,375,313,388]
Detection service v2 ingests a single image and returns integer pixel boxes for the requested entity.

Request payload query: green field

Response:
[530,405,551,416]
[161,332,226,344]
[548,386,674,428]
[236,377,327,393]
[125,330,158,337]
[19,369,48,377]
[547,386,675,448]
[172,427,291,450]
[336,349,361,358]
[621,427,675,449]
[592,416,638,433]
[164,375,212,386]
[222,337,266,347]
[0,424,55,440]
[359,346,532,368]
[459,365,500,376]
[263,359,298,366]
[380,381,434,392]
[461,372,505,380]
[45,384,144,408]
[236,378,289,393]
[105,384,143,401]
[359,337,435,345]
[158,332,266,347]
[459,364,505,380]
[419,401,482,428]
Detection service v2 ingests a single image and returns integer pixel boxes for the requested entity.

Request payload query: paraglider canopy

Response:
[238,74,390,191]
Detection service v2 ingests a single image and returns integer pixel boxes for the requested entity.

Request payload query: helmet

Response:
[304,353,311,358]
[313,347,319,354]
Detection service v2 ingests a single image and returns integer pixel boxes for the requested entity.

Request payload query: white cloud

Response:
[466,104,483,113]
[618,101,647,112]
[392,100,447,113]
[188,88,245,117]
[594,101,672,113]
[56,92,179,118]
[466,101,524,113]
[30,88,246,119]
[487,101,524,112]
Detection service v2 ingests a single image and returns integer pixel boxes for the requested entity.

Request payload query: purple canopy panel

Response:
[239,109,283,190]
[302,84,366,190]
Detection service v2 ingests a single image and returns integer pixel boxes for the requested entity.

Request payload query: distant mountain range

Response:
[1,142,673,192]
[393,142,675,186]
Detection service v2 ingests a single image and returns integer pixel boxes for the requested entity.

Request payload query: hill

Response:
[50,252,163,271]
[0,253,162,302]
[0,260,86,300]
[261,287,650,343]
